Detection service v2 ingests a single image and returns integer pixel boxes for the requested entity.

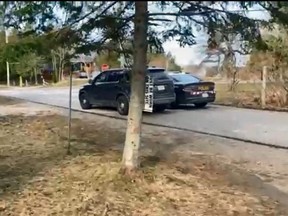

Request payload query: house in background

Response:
[70,54,97,78]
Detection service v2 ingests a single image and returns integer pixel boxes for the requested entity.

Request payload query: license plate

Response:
[157,85,165,91]
[202,93,208,98]
[198,86,209,91]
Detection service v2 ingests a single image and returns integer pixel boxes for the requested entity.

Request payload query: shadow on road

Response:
[174,105,216,111]
[87,104,219,118]
[92,106,117,112]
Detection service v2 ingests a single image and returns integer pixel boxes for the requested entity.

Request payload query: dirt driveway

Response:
[0,96,287,215]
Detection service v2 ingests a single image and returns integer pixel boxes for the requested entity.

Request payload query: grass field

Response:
[215,82,288,111]
[215,82,261,105]
[0,98,285,215]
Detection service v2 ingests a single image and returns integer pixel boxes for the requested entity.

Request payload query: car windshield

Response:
[147,68,171,81]
[170,74,200,83]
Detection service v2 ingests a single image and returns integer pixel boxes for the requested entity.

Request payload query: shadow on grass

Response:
[0,114,120,200]
[0,96,24,106]
[0,114,183,201]
[0,149,66,198]
[1,114,288,215]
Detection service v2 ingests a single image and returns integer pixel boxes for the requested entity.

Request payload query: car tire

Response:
[79,93,92,109]
[153,105,167,113]
[117,95,129,116]
[194,102,207,108]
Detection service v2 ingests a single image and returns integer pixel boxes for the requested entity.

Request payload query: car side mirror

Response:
[88,79,92,84]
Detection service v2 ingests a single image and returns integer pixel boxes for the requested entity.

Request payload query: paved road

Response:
[1,86,288,148]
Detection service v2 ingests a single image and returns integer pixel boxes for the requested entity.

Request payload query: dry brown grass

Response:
[213,50,288,110]
[215,83,261,107]
[50,79,88,87]
[0,114,285,216]
[215,83,288,111]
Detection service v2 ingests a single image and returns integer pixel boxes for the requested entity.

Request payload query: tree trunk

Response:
[34,68,38,85]
[58,60,63,81]
[51,52,58,83]
[19,75,23,87]
[121,1,148,173]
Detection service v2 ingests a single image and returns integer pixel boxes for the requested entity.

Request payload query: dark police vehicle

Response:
[78,67,175,115]
[167,72,216,108]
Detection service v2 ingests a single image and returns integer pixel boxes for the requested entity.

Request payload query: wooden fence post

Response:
[261,66,267,108]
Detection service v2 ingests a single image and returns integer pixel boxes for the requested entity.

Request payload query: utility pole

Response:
[5,28,10,87]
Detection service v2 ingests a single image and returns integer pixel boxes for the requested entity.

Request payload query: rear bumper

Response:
[179,95,216,105]
[153,96,176,105]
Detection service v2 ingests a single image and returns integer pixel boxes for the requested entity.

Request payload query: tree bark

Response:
[58,49,65,81]
[121,1,148,173]
[19,75,23,87]
[51,51,58,83]
[34,68,38,85]
[58,60,63,81]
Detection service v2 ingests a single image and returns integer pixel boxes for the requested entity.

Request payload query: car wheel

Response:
[153,105,167,113]
[79,93,92,109]
[194,102,207,108]
[117,95,129,116]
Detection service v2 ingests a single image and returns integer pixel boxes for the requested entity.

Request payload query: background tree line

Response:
[0,29,181,85]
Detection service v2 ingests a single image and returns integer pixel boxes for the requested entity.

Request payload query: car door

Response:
[119,71,131,98]
[105,70,123,106]
[90,72,109,105]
